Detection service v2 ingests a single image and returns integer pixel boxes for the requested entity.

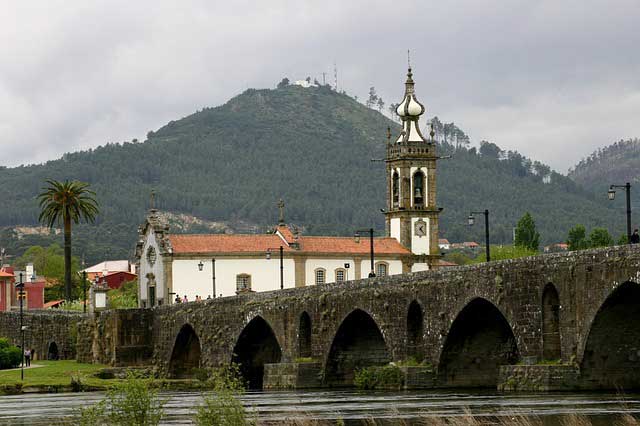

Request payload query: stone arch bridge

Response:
[2,245,640,391]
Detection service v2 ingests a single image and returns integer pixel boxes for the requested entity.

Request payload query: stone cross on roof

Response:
[277,199,285,225]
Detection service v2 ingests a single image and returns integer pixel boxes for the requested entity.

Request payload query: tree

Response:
[479,141,502,159]
[276,78,289,88]
[388,103,400,121]
[377,97,385,112]
[366,87,378,108]
[567,224,588,251]
[38,180,99,302]
[514,212,540,251]
[589,227,614,248]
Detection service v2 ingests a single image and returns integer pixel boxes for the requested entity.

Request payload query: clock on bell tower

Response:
[384,67,441,271]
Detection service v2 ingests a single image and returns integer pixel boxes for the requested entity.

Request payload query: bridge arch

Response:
[438,297,519,387]
[407,300,424,362]
[542,283,561,360]
[324,308,390,387]
[581,281,640,390]
[168,323,201,378]
[298,311,312,358]
[232,315,282,389]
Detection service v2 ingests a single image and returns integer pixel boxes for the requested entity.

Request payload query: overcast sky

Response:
[1,0,638,172]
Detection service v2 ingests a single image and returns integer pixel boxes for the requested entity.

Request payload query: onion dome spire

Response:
[394,66,428,144]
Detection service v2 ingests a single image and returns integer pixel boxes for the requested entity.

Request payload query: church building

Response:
[135,68,441,307]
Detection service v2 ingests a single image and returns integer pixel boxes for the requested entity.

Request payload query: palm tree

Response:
[38,180,99,302]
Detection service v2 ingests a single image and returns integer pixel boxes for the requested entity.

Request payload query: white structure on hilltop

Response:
[135,68,440,307]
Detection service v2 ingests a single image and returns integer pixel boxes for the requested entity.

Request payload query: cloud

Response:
[1,0,638,171]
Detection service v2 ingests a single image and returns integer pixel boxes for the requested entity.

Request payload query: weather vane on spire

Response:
[407,49,411,69]
[150,190,156,211]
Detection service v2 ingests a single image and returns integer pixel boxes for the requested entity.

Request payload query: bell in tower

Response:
[384,65,441,271]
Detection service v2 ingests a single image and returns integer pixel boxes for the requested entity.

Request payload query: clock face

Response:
[414,220,427,237]
[146,246,157,266]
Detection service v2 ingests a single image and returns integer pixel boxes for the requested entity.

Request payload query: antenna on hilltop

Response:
[322,72,326,86]
[333,62,338,91]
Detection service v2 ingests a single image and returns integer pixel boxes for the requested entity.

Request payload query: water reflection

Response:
[0,389,638,425]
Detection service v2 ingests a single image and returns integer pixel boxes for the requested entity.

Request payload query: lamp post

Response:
[82,271,87,314]
[266,246,284,290]
[197,259,217,298]
[468,210,490,262]
[355,228,376,277]
[608,183,632,244]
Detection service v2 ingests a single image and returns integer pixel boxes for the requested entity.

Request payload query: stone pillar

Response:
[294,257,306,288]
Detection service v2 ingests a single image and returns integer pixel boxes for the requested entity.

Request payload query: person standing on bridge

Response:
[631,229,640,244]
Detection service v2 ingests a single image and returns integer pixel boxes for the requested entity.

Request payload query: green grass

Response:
[0,360,111,389]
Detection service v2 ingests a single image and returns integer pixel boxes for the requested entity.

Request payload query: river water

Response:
[0,389,638,425]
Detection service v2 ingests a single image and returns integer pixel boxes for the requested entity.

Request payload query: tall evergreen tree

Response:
[514,212,540,251]
[38,180,99,301]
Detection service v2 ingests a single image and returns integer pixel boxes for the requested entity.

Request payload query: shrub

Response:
[105,372,166,426]
[354,365,404,390]
[0,338,22,370]
[193,364,254,426]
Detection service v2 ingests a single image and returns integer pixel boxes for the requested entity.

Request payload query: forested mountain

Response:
[569,139,640,208]
[0,84,622,263]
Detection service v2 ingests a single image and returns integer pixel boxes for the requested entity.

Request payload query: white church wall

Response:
[139,229,165,305]
[359,259,403,278]
[410,217,430,255]
[171,258,296,300]
[411,263,429,272]
[390,218,401,242]
[304,258,356,285]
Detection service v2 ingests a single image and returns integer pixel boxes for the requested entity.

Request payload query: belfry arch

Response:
[581,281,640,390]
[231,316,282,389]
[168,324,201,378]
[438,298,519,387]
[324,309,390,387]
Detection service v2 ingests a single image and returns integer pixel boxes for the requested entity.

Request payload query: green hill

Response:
[569,138,640,208]
[0,84,623,262]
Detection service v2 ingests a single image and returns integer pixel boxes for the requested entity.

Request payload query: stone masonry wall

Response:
[0,311,84,360]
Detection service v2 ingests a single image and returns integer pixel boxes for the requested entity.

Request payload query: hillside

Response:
[0,84,623,262]
[569,139,640,206]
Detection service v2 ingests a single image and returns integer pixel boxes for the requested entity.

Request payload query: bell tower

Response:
[385,67,441,271]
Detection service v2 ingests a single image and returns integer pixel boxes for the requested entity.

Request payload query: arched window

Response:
[392,171,399,207]
[413,170,425,207]
[315,268,326,285]
[335,268,346,283]
[375,262,389,277]
[236,274,252,293]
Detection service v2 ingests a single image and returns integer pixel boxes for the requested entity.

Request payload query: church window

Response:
[236,274,252,292]
[392,171,399,207]
[315,269,326,285]
[413,170,425,207]
[376,262,389,277]
[149,286,156,307]
[335,268,346,283]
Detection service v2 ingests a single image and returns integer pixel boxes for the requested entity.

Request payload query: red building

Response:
[101,271,137,290]
[0,266,45,310]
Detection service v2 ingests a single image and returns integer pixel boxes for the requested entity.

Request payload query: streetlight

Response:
[82,271,87,314]
[608,183,632,244]
[266,246,284,290]
[354,228,376,277]
[197,259,216,298]
[468,210,490,262]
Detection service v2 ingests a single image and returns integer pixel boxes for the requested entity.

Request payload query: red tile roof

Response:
[0,271,13,278]
[168,234,411,255]
[275,225,296,244]
[299,237,411,255]
[169,234,295,254]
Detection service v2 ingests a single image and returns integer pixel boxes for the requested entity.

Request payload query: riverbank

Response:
[0,360,206,395]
